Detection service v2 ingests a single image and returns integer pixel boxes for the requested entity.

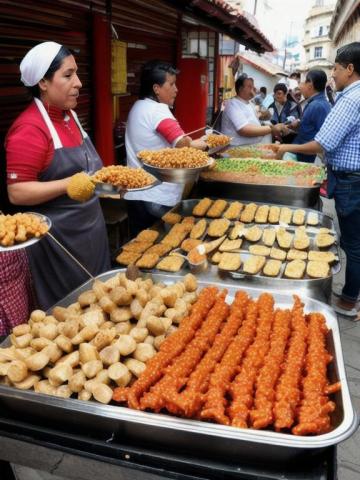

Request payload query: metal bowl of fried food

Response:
[92,165,160,196]
[138,147,215,184]
[0,212,51,252]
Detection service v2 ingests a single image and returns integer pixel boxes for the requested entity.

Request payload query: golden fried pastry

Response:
[218,253,242,271]
[207,199,228,218]
[0,213,49,247]
[208,218,230,237]
[276,228,293,249]
[192,198,212,216]
[262,228,276,247]
[229,222,245,240]
[307,212,319,226]
[268,206,281,224]
[162,212,182,225]
[306,261,330,278]
[190,219,207,239]
[284,260,306,279]
[307,251,337,263]
[243,255,266,274]
[293,232,310,250]
[315,233,336,248]
[136,253,160,269]
[161,223,189,247]
[292,209,306,226]
[243,226,262,242]
[279,207,293,224]
[254,205,269,223]
[203,235,226,253]
[248,245,270,256]
[182,216,195,225]
[122,241,153,253]
[211,252,223,264]
[92,165,153,189]
[136,229,159,243]
[263,259,282,277]
[287,249,308,261]
[146,243,172,256]
[240,203,258,223]
[138,147,209,168]
[206,133,230,148]
[116,250,141,266]
[219,239,242,252]
[181,238,202,252]
[223,202,243,220]
[156,256,185,272]
[270,247,287,261]
[319,228,331,234]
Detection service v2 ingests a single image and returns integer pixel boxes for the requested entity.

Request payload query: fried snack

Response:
[203,235,226,253]
[161,224,190,248]
[208,218,230,237]
[262,228,276,247]
[270,247,287,261]
[263,259,282,277]
[293,232,310,250]
[146,243,172,256]
[248,245,270,256]
[181,238,202,252]
[190,219,207,239]
[192,198,213,217]
[0,213,49,247]
[182,216,195,225]
[136,229,159,243]
[136,254,160,269]
[279,207,293,224]
[315,233,335,248]
[138,147,210,169]
[307,212,319,226]
[292,209,306,226]
[92,165,153,189]
[211,252,223,263]
[268,206,281,224]
[122,241,153,253]
[254,205,269,224]
[219,239,242,252]
[284,260,306,279]
[223,202,243,220]
[162,212,182,225]
[156,256,185,272]
[67,172,95,202]
[243,255,266,274]
[240,203,257,223]
[206,133,230,148]
[218,253,242,271]
[229,222,245,240]
[243,226,262,242]
[308,251,337,263]
[306,261,330,278]
[287,249,308,261]
[116,250,141,265]
[319,228,331,234]
[206,199,228,218]
[276,228,293,249]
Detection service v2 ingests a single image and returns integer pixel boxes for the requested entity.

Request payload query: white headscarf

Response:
[20,41,62,87]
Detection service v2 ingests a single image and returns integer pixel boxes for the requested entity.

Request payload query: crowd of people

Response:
[1,40,359,337]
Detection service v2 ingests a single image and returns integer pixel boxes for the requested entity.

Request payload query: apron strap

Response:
[34,98,63,149]
[71,109,88,139]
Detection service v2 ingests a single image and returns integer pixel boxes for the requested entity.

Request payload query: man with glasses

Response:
[277,42,360,319]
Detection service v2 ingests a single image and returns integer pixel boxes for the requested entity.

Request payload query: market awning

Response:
[167,0,274,53]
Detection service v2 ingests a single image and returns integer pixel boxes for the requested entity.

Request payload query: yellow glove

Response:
[67,172,95,202]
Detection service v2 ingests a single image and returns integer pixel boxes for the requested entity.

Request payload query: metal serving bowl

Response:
[141,158,215,184]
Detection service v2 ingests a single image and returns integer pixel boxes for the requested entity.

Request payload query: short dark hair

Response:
[235,73,253,94]
[260,86,267,94]
[139,60,179,100]
[289,71,301,80]
[335,42,360,75]
[274,83,287,94]
[28,45,73,98]
[305,69,327,92]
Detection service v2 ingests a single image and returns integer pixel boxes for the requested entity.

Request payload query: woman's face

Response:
[40,55,82,110]
[153,73,178,106]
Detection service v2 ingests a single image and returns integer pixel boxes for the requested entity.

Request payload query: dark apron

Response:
[28,100,110,310]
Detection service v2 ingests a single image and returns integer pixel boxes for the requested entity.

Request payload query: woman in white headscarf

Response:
[5,42,110,310]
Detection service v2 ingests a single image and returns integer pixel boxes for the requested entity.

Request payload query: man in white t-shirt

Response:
[221,74,286,146]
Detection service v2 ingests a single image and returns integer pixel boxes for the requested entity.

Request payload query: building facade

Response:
[329,0,360,53]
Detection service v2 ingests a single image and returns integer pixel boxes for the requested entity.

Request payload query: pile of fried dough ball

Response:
[0,273,198,404]
[138,147,210,169]
[0,213,49,247]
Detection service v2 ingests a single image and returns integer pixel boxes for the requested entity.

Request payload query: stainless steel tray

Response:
[141,158,214,184]
[0,212,51,252]
[0,270,357,462]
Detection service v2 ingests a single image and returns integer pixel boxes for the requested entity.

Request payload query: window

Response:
[318,26,323,36]
[314,46,323,58]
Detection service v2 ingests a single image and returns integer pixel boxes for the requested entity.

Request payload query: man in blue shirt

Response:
[293,70,331,162]
[277,42,360,319]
